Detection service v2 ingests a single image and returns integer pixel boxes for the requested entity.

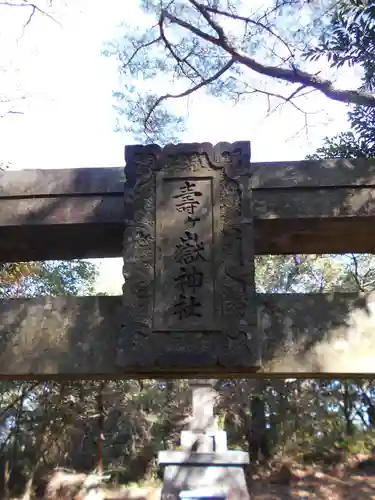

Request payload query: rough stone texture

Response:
[179,488,228,499]
[0,197,123,225]
[254,187,375,219]
[250,158,375,189]
[158,452,249,500]
[0,166,125,197]
[0,296,120,377]
[1,159,374,198]
[190,382,217,432]
[119,142,260,374]
[158,452,249,465]
[158,381,240,497]
[1,293,375,377]
[179,381,225,453]
[3,156,375,262]
[180,430,227,453]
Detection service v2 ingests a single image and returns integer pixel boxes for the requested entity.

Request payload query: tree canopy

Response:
[104,0,375,143]
[306,0,374,160]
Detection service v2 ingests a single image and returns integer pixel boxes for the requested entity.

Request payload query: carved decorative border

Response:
[118,142,260,374]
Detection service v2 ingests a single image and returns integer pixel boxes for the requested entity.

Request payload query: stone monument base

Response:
[158,451,250,500]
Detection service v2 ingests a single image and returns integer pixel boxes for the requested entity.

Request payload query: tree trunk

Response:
[247,382,270,463]
[97,381,106,476]
[343,381,355,436]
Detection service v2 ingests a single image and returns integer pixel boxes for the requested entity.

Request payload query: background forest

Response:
[1,252,375,495]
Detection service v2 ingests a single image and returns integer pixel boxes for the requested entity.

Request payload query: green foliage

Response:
[20,260,98,297]
[256,253,375,294]
[0,260,98,298]
[104,0,375,143]
[103,0,349,143]
[336,429,375,456]
[348,105,375,155]
[0,262,39,296]
[2,378,375,490]
[306,0,375,160]
[305,1,375,73]
[307,131,373,159]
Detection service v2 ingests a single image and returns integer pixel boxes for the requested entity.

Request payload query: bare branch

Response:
[164,3,375,107]
[187,0,226,42]
[203,3,295,60]
[350,253,365,292]
[124,35,162,68]
[159,10,203,82]
[0,1,61,32]
[143,58,234,133]
[0,382,39,422]
[240,83,313,117]
[0,95,26,118]
[0,110,24,118]
[23,3,36,28]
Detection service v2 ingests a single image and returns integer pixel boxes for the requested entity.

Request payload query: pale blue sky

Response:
[0,0,360,294]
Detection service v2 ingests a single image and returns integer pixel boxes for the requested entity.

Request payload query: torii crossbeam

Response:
[1,142,375,379]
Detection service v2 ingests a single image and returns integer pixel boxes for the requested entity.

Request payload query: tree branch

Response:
[0,1,61,31]
[187,0,227,42]
[237,82,311,116]
[350,253,365,292]
[143,58,234,133]
[123,35,162,68]
[164,4,375,107]
[0,110,24,118]
[159,10,203,83]
[203,3,295,60]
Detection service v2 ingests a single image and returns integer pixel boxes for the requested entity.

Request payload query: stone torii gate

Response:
[1,141,375,378]
[2,141,375,498]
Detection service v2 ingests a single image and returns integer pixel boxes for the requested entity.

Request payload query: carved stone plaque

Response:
[154,176,216,331]
[118,142,261,376]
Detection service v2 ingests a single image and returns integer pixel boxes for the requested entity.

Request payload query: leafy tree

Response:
[104,0,375,143]
[11,260,98,297]
[307,0,375,160]
[0,256,98,493]
[0,263,39,297]
[0,259,97,298]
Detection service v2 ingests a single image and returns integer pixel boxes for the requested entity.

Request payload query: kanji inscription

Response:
[119,142,260,375]
[154,177,214,330]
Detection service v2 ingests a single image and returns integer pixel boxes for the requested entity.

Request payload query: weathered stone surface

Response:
[160,464,249,500]
[251,158,375,189]
[2,159,374,198]
[189,381,217,432]
[120,142,260,374]
[1,293,375,377]
[0,166,125,197]
[158,452,250,500]
[180,430,227,453]
[158,451,249,465]
[3,156,375,261]
[0,296,120,377]
[180,380,224,453]
[254,187,375,219]
[159,381,239,496]
[0,197,122,225]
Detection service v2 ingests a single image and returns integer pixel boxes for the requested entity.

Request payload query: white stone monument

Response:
[158,380,250,500]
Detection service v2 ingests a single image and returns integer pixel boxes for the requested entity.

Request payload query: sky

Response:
[0,0,361,295]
